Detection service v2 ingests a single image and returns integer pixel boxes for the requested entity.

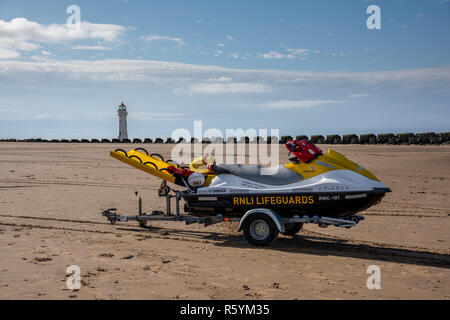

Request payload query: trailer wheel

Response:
[242,213,278,246]
[282,222,303,236]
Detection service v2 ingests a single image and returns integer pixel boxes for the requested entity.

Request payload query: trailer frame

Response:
[101,180,364,246]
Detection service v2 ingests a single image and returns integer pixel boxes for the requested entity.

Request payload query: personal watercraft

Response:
[105,140,391,245]
[111,140,390,218]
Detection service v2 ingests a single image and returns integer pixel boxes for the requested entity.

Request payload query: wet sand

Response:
[0,143,449,299]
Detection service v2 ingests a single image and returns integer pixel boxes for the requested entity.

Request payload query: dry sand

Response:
[0,143,449,299]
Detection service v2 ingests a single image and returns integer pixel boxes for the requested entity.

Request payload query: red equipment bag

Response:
[285,140,323,163]
[165,165,194,178]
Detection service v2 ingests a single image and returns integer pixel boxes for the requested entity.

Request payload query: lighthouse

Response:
[117,102,128,141]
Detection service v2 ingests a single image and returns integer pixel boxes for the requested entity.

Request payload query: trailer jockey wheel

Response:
[242,213,278,246]
[138,213,148,228]
[139,219,147,228]
[282,222,303,236]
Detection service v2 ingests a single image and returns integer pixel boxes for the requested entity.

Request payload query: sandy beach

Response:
[0,143,449,299]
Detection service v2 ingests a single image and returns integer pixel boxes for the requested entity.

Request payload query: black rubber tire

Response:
[282,222,304,236]
[242,213,278,246]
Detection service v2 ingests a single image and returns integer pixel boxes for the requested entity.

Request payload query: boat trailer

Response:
[101,181,364,246]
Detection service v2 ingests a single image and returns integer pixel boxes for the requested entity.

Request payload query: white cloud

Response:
[194,19,214,26]
[0,18,128,42]
[0,59,449,92]
[0,47,20,59]
[210,76,232,82]
[72,45,112,50]
[129,112,191,121]
[0,17,129,59]
[286,48,309,60]
[225,35,234,41]
[189,81,271,94]
[348,93,371,98]
[261,100,340,108]
[33,113,68,120]
[287,48,309,55]
[259,49,311,60]
[141,34,186,45]
[258,51,294,60]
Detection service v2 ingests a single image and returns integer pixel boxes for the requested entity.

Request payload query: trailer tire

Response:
[242,213,278,246]
[282,222,303,236]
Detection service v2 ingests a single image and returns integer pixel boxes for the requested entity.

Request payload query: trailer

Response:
[101,180,364,246]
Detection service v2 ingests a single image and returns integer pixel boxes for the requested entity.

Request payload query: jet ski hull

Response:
[181,189,388,218]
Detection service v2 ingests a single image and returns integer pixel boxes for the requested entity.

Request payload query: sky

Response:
[0,0,449,139]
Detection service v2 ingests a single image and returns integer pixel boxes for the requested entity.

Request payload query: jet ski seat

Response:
[213,164,303,186]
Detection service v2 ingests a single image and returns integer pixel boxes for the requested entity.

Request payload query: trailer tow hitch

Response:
[102,208,119,225]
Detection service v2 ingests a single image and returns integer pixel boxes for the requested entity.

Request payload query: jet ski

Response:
[107,140,390,245]
[111,140,390,219]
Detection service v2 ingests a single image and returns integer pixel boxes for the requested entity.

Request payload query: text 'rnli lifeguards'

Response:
[233,195,314,206]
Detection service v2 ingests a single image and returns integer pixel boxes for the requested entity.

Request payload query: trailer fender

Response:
[238,208,285,234]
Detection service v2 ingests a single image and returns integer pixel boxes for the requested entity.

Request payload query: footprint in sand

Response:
[98,253,114,258]
[121,255,134,260]
[32,257,52,263]
[270,282,281,289]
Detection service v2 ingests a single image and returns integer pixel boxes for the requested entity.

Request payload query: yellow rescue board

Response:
[110,149,176,183]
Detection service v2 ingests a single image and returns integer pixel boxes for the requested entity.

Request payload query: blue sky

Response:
[0,0,449,139]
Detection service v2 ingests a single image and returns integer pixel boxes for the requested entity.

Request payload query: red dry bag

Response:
[285,140,323,163]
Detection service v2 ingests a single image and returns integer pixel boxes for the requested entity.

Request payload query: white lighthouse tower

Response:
[117,102,128,141]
